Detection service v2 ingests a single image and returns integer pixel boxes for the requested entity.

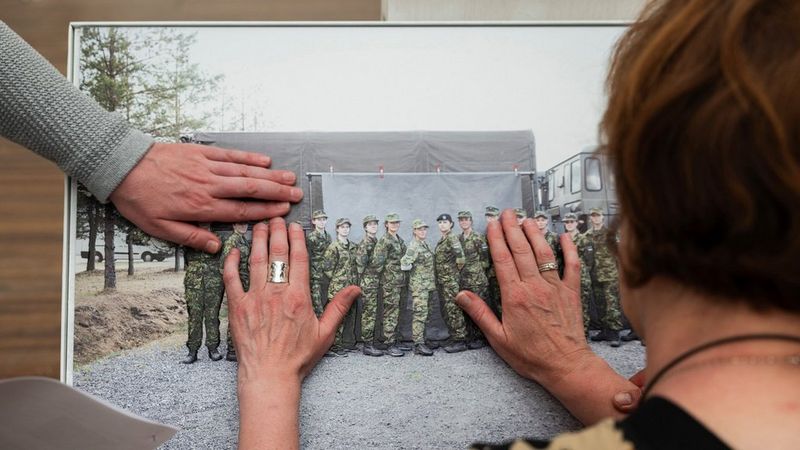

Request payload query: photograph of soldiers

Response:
[533,211,563,276]
[356,214,384,357]
[514,208,527,225]
[369,213,407,357]
[306,210,331,317]
[182,223,224,364]
[322,218,359,356]
[483,206,502,317]
[434,213,468,353]
[220,222,251,362]
[563,213,594,336]
[457,210,489,349]
[584,208,623,347]
[399,219,436,356]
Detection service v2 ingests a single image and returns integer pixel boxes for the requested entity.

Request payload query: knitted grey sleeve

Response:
[0,22,154,202]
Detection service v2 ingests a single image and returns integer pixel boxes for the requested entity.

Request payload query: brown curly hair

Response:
[601,0,800,311]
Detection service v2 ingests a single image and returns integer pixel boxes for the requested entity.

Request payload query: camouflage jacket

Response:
[306,229,331,281]
[459,231,489,289]
[583,226,619,282]
[400,238,435,292]
[322,238,358,292]
[543,230,564,272]
[221,231,250,288]
[184,246,223,290]
[369,232,407,287]
[434,231,465,281]
[355,234,378,280]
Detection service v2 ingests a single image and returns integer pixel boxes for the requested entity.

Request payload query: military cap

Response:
[411,219,428,229]
[385,212,401,222]
[484,206,500,217]
[312,210,328,219]
[362,214,379,226]
[514,208,527,218]
[533,210,548,219]
[589,207,604,216]
[563,213,578,221]
[457,210,473,219]
[335,218,351,227]
[436,213,453,223]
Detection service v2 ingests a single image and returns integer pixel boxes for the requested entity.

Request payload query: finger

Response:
[223,248,245,301]
[521,219,559,284]
[503,216,540,281]
[455,291,504,343]
[287,222,310,287]
[486,210,520,284]
[209,162,297,186]
[249,222,270,286]
[209,176,303,203]
[318,285,361,340]
[188,199,291,223]
[147,219,221,254]
[268,218,289,268]
[613,388,642,414]
[201,146,271,168]
[560,233,581,292]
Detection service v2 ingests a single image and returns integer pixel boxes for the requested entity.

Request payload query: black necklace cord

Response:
[641,333,800,399]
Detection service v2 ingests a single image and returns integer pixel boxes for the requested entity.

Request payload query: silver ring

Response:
[269,261,288,283]
[538,262,558,273]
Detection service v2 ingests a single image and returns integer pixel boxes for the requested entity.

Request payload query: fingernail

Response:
[455,292,471,308]
[283,172,296,183]
[291,188,303,201]
[205,240,220,254]
[614,392,633,406]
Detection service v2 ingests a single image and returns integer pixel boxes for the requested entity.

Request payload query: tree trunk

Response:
[86,201,97,272]
[127,238,134,276]
[174,247,182,272]
[103,203,117,290]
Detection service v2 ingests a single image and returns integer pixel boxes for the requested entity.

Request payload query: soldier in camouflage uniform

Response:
[564,213,593,335]
[434,213,468,353]
[514,207,527,226]
[457,210,490,349]
[368,213,406,357]
[584,208,623,347]
[533,211,564,276]
[400,219,436,356]
[182,223,224,364]
[356,214,383,357]
[322,218,359,355]
[221,222,250,362]
[306,210,331,317]
[483,206,502,317]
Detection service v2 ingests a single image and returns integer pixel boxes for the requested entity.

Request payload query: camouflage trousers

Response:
[410,287,434,344]
[593,280,622,331]
[438,280,467,341]
[186,281,224,352]
[580,269,593,332]
[463,285,487,340]
[311,277,324,317]
[487,275,502,317]
[379,283,403,344]
[359,276,379,344]
[331,284,357,349]
[226,276,249,354]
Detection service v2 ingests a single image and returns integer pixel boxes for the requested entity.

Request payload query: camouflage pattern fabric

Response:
[460,231,490,340]
[323,238,359,348]
[356,234,379,344]
[370,232,406,344]
[435,232,467,341]
[572,232,594,331]
[306,229,331,317]
[583,226,622,331]
[401,238,436,344]
[221,231,250,353]
[543,230,564,276]
[184,247,224,352]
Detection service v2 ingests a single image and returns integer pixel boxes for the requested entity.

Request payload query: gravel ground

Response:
[74,332,645,450]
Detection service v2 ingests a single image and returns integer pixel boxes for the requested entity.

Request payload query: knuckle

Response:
[181,228,203,247]
[243,179,259,196]
[236,201,250,219]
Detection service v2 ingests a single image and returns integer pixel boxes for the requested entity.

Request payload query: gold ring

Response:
[269,261,288,283]
[538,262,558,273]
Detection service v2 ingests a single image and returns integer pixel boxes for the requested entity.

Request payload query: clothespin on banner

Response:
[379,165,384,179]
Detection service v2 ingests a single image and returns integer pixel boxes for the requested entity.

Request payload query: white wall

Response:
[382,0,646,21]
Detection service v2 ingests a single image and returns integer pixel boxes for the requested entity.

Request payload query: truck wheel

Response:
[142,252,153,262]
[95,251,104,262]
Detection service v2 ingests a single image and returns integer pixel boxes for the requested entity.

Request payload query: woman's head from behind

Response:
[603,0,800,313]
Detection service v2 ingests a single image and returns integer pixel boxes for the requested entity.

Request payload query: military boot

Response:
[362,345,384,357]
[609,330,622,348]
[591,329,613,342]
[385,345,405,357]
[225,349,237,362]
[443,341,468,353]
[467,339,487,350]
[621,330,640,342]
[397,342,413,352]
[208,348,223,361]
[414,344,434,356]
[182,350,198,364]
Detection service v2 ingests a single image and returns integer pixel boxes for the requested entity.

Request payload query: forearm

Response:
[237,375,302,450]
[0,21,152,201]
